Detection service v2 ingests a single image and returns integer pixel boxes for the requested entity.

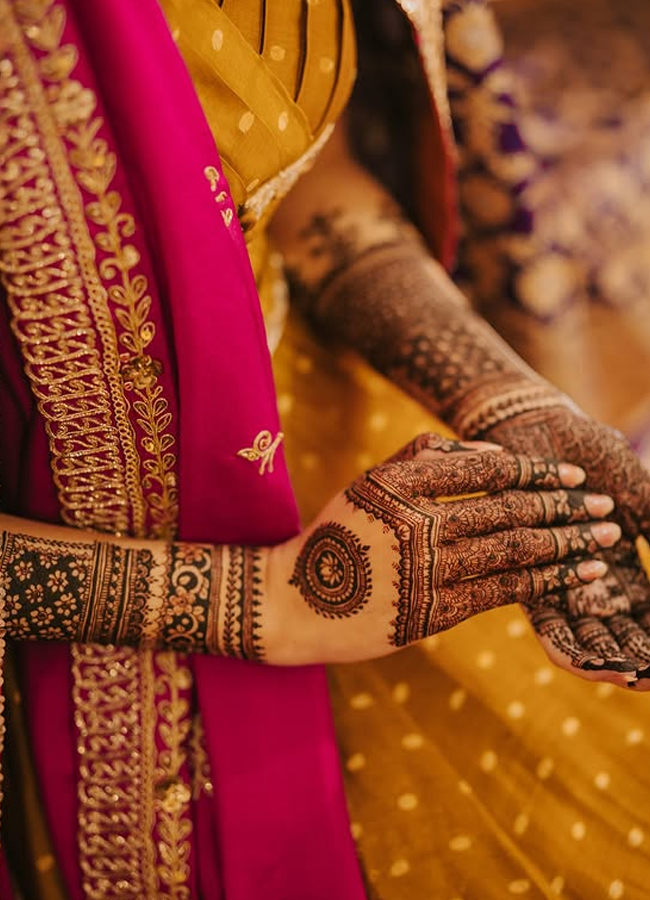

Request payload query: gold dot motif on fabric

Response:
[534,666,554,685]
[300,452,319,471]
[508,879,531,894]
[171,27,180,42]
[350,692,374,710]
[346,752,366,772]
[389,859,410,878]
[626,728,644,745]
[368,411,388,432]
[350,822,363,840]
[506,618,526,637]
[536,757,554,779]
[458,779,473,796]
[401,732,424,750]
[238,111,255,133]
[476,650,495,669]
[36,854,55,873]
[277,393,294,416]
[480,749,498,773]
[513,813,529,836]
[422,633,441,654]
[392,681,410,703]
[295,353,314,374]
[449,688,467,711]
[448,834,472,851]
[211,29,224,51]
[278,112,289,132]
[594,771,611,790]
[596,682,615,699]
[609,880,625,899]
[319,56,335,74]
[628,827,645,847]
[570,820,586,841]
[270,45,286,61]
[561,716,580,737]
[355,452,373,471]
[507,701,526,720]
[550,876,565,895]
[397,793,419,811]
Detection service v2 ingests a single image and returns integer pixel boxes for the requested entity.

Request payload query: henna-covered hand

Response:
[483,406,650,541]
[266,434,621,664]
[480,409,650,686]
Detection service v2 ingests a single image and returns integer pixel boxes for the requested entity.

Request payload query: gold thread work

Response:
[0,2,195,897]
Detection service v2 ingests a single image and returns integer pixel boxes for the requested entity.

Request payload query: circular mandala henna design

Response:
[290,522,372,618]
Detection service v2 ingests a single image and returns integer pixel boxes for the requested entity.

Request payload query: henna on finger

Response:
[485,409,650,539]
[432,562,602,633]
[343,454,618,647]
[377,453,580,506]
[437,521,619,584]
[569,616,637,673]
[528,607,607,671]
[436,489,612,543]
[386,432,495,463]
[606,614,650,667]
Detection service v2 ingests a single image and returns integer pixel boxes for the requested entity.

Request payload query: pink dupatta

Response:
[0,0,365,896]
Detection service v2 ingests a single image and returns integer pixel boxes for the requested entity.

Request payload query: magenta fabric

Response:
[0,0,366,897]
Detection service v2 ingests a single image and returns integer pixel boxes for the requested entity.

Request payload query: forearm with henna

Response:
[284,205,567,438]
[0,525,265,659]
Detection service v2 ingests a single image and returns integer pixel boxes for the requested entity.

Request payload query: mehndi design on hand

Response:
[334,435,619,647]
[289,522,372,618]
[0,531,265,659]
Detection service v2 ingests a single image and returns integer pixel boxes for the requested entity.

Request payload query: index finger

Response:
[375,452,586,501]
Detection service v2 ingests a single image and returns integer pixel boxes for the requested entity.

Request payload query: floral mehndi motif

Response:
[289,523,372,618]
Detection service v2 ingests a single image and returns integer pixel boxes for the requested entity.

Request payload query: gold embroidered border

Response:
[396,0,453,139]
[243,125,335,225]
[1,2,193,897]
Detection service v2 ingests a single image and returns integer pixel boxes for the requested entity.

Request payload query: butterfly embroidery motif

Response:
[237,430,284,475]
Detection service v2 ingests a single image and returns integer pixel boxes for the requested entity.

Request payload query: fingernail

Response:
[459,441,503,452]
[584,494,615,517]
[591,522,622,547]
[559,463,586,487]
[576,560,608,580]
[582,657,606,669]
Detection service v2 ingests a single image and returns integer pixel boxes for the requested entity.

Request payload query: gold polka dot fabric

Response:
[329,613,650,900]
[274,318,650,899]
[159,0,355,215]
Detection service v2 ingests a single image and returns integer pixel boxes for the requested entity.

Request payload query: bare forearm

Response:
[0,514,265,659]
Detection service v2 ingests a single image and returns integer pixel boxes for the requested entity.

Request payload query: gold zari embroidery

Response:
[397,0,453,139]
[237,429,284,475]
[0,1,193,896]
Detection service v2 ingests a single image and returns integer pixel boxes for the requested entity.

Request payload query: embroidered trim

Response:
[243,125,334,225]
[0,533,6,833]
[1,2,192,897]
[204,165,236,229]
[396,0,453,139]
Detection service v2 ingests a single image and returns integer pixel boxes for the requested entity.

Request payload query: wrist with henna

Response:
[284,206,567,436]
[0,530,266,659]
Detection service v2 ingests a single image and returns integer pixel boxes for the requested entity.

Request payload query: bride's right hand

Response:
[264,434,621,665]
